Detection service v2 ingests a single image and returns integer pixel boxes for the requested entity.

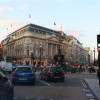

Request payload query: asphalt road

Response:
[13,72,97,100]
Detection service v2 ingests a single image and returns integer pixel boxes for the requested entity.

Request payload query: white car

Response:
[0,61,13,73]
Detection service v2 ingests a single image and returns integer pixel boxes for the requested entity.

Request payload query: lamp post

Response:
[93,48,95,66]
[97,34,100,86]
[31,52,34,65]
[40,44,42,65]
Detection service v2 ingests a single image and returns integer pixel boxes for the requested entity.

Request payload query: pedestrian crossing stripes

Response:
[82,80,98,100]
[83,88,97,100]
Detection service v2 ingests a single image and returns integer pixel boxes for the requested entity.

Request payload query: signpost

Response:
[97,34,100,69]
[97,34,100,85]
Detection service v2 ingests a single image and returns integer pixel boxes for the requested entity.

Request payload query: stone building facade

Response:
[1,24,67,65]
[65,36,91,65]
[0,43,3,61]
[1,24,92,66]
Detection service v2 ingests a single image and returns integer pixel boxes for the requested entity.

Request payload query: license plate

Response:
[19,78,27,80]
[54,76,60,78]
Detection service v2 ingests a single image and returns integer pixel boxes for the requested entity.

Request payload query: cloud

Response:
[18,3,30,12]
[0,19,27,31]
[0,8,5,13]
[0,6,14,13]
[0,19,27,41]
[55,0,67,3]
[55,0,74,4]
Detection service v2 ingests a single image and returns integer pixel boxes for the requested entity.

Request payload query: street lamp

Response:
[40,43,42,65]
[93,48,95,66]
[31,52,34,65]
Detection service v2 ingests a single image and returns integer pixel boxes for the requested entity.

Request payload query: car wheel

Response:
[46,76,50,82]
[32,81,35,85]
[31,79,35,85]
[61,78,65,82]
[12,80,16,85]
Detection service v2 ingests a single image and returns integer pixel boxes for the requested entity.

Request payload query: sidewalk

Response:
[85,78,100,100]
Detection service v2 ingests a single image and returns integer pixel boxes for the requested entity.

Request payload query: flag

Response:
[6,27,8,30]
[54,22,56,26]
[10,24,12,27]
[29,14,31,18]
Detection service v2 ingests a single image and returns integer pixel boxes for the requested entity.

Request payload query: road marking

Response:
[83,88,91,93]
[39,80,51,86]
[81,80,88,88]
[81,80,97,100]
[86,93,94,97]
[89,99,96,100]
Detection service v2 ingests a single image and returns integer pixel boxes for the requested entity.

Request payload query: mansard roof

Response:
[1,23,67,44]
[8,23,61,36]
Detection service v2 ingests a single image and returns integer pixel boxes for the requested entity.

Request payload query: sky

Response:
[0,0,100,55]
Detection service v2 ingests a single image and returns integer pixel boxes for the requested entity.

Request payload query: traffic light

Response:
[97,34,100,48]
[0,44,2,48]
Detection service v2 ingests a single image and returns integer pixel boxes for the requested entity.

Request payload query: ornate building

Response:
[0,43,3,61]
[1,23,92,66]
[65,36,91,65]
[1,24,67,65]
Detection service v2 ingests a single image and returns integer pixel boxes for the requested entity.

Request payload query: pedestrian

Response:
[97,69,100,86]
[79,65,82,73]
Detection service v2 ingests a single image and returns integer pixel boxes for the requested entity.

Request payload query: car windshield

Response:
[16,67,32,73]
[51,67,63,72]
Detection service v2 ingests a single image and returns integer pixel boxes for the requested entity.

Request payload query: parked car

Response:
[40,66,65,82]
[0,70,14,100]
[0,61,13,74]
[12,65,35,85]
[88,66,96,73]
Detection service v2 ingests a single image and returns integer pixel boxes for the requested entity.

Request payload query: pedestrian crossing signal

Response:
[0,44,2,48]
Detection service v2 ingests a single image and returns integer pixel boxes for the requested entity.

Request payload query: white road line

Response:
[81,80,88,88]
[81,80,96,100]
[83,88,91,93]
[89,99,96,100]
[39,80,51,86]
[86,93,94,97]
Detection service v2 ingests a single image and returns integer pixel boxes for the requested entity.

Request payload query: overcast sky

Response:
[0,0,100,54]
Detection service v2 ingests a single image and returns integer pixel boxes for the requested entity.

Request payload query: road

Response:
[12,72,97,100]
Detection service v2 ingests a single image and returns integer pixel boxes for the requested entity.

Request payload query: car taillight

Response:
[48,71,52,76]
[61,71,65,76]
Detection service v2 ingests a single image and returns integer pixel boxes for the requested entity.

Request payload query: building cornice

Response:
[6,23,60,38]
[2,35,65,46]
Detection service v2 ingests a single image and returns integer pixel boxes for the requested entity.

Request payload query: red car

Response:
[40,67,65,82]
